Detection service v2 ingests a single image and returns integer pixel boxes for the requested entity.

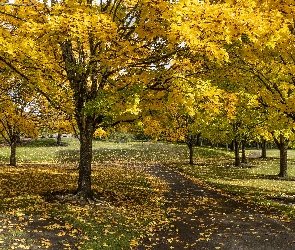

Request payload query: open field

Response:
[0,139,294,249]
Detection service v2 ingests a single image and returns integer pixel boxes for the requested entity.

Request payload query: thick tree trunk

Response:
[60,39,103,199]
[241,140,247,164]
[76,122,94,198]
[10,135,17,166]
[279,145,288,177]
[261,139,267,159]
[234,139,240,167]
[278,135,288,177]
[273,134,288,178]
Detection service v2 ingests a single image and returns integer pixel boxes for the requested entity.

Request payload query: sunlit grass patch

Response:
[0,138,232,165]
[174,149,295,218]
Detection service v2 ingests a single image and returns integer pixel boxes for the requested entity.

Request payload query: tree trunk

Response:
[234,139,240,167]
[60,39,102,200]
[230,140,235,151]
[196,133,202,146]
[10,135,17,166]
[278,135,288,177]
[16,135,21,144]
[279,145,288,177]
[241,140,247,164]
[273,134,288,178]
[57,132,62,146]
[76,121,94,198]
[186,134,195,165]
[261,139,267,158]
[188,143,194,165]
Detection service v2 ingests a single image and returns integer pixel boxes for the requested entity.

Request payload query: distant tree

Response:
[142,77,222,165]
[0,77,41,166]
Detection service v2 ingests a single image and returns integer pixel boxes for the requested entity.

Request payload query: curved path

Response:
[138,165,295,250]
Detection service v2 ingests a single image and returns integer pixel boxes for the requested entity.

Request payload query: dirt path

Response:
[138,165,295,250]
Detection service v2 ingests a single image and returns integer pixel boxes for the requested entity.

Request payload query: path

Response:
[138,165,295,250]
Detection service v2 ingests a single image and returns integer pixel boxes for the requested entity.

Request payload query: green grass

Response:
[0,139,169,249]
[0,138,233,165]
[0,139,184,164]
[1,139,295,248]
[172,148,295,218]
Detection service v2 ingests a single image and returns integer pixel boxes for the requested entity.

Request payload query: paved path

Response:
[138,165,295,250]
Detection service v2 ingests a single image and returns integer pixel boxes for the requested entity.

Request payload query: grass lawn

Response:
[0,139,294,248]
[0,139,170,249]
[172,147,295,219]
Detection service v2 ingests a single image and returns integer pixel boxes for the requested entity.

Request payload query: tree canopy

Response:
[0,0,294,197]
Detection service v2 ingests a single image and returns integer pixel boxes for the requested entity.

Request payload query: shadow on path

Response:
[138,165,295,250]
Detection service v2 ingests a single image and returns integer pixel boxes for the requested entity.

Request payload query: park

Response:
[0,0,295,249]
[0,138,294,249]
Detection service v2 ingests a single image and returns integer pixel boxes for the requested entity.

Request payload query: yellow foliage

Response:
[94,127,108,138]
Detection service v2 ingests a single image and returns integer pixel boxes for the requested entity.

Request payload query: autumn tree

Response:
[0,76,41,166]
[0,0,180,199]
[142,75,222,165]
[208,4,295,172]
[0,0,291,198]
[44,110,76,146]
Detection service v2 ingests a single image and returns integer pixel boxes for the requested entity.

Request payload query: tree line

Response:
[0,0,294,199]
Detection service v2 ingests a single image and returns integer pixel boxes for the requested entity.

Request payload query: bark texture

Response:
[273,134,288,178]
[77,120,94,198]
[261,139,267,159]
[279,144,288,177]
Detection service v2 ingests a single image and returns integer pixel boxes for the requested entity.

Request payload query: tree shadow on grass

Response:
[54,142,234,165]
[21,138,69,147]
[253,174,295,181]
[55,149,80,163]
[55,146,182,164]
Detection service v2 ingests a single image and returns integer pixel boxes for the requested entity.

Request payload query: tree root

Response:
[44,190,110,206]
